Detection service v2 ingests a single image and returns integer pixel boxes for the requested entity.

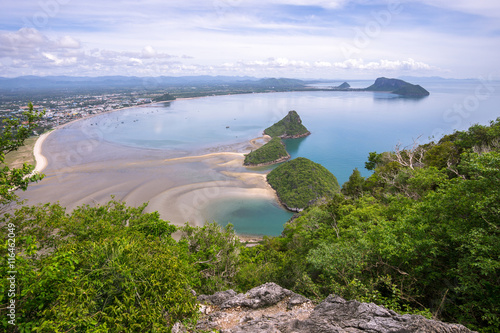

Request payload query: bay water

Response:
[76,79,500,235]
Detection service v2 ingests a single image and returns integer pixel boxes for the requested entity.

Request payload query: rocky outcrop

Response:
[196,283,475,333]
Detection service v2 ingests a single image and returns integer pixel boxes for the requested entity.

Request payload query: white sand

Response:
[32,131,52,173]
[24,123,281,229]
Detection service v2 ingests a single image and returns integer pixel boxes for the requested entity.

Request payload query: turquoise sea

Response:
[76,79,500,236]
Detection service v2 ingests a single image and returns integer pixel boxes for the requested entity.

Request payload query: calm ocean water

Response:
[78,79,500,235]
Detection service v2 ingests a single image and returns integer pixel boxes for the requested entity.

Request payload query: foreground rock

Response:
[197,283,475,333]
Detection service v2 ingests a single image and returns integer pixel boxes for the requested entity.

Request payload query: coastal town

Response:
[0,91,164,132]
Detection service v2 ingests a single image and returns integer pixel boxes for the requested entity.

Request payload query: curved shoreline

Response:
[31,97,207,174]
[33,131,52,173]
[28,100,285,235]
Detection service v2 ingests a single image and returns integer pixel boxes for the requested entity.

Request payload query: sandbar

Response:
[24,111,279,230]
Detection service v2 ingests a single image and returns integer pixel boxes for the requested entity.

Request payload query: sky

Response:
[0,0,499,79]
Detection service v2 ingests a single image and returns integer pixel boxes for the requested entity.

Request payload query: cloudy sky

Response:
[0,0,499,79]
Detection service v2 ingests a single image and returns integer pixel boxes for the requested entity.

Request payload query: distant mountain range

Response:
[0,75,430,97]
[0,75,260,91]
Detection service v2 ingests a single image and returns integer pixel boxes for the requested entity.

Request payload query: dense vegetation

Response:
[244,137,290,166]
[1,106,498,332]
[264,110,310,138]
[152,93,176,102]
[0,102,44,208]
[241,119,500,332]
[267,157,340,210]
[391,84,430,97]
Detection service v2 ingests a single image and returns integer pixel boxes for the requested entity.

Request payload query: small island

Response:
[267,157,340,212]
[264,110,311,139]
[244,110,310,166]
[364,77,430,97]
[244,137,290,166]
[336,82,351,89]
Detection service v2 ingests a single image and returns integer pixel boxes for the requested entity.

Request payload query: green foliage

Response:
[241,120,500,332]
[38,237,197,332]
[264,110,310,138]
[423,141,460,169]
[0,201,199,332]
[341,168,365,198]
[365,151,382,171]
[267,157,340,210]
[0,102,44,207]
[244,137,289,165]
[152,93,176,102]
[180,222,242,294]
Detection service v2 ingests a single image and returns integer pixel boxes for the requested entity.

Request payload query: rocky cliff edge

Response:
[192,283,474,333]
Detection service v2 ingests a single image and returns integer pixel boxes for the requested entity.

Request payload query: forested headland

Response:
[1,107,498,332]
[267,157,340,211]
[244,110,309,166]
[264,110,310,138]
[244,137,290,166]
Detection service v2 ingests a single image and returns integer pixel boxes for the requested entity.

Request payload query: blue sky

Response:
[0,0,499,79]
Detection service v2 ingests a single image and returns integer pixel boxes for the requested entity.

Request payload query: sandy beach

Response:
[25,107,278,229]
[33,131,52,173]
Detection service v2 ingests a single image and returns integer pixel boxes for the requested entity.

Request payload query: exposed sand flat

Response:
[145,181,276,227]
[162,152,245,163]
[21,121,278,229]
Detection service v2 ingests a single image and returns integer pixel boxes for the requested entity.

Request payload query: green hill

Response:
[264,110,311,138]
[267,157,340,211]
[364,77,429,97]
[244,137,290,166]
[392,84,430,97]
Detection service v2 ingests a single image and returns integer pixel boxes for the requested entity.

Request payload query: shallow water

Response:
[203,197,294,237]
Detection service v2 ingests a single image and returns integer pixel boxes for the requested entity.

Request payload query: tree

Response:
[180,222,242,294]
[0,102,45,210]
[342,168,365,198]
[392,137,426,170]
[0,201,200,332]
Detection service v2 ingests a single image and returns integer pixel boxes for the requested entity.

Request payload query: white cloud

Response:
[333,58,435,71]
[42,52,77,66]
[0,0,497,79]
[142,46,156,58]
[0,28,48,57]
[314,61,333,68]
[239,58,311,68]
[57,36,81,49]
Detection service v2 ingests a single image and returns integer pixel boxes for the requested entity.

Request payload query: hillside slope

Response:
[365,77,430,96]
[244,137,290,166]
[264,110,311,138]
[267,157,340,211]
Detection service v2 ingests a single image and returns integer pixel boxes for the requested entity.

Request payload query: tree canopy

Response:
[267,157,340,210]
[264,110,310,138]
[244,137,290,166]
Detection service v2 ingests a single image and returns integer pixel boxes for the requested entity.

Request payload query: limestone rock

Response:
[196,283,475,333]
